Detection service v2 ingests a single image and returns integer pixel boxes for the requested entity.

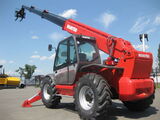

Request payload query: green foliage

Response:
[15,67,25,78]
[24,64,37,79]
[16,64,37,79]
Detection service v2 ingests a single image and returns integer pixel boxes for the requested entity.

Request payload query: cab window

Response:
[77,40,97,62]
[54,40,68,68]
[69,37,77,64]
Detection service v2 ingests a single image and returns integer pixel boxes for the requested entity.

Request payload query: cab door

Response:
[53,36,78,85]
[54,39,69,85]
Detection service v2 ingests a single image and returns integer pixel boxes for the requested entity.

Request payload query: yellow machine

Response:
[0,74,20,87]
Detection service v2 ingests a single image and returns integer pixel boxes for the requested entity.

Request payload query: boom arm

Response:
[15,5,153,78]
[16,5,134,59]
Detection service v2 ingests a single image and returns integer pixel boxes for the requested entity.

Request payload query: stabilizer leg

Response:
[22,91,42,107]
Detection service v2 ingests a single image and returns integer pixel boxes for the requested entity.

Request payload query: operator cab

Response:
[53,35,101,68]
[48,35,101,85]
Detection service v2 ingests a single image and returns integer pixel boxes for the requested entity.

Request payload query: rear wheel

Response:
[41,77,61,108]
[123,94,155,111]
[19,84,25,88]
[74,73,111,120]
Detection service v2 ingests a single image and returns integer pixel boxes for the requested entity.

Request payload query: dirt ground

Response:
[0,86,159,120]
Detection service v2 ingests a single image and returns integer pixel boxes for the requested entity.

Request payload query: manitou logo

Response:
[66,24,78,32]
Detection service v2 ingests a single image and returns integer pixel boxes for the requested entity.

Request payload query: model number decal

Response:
[138,54,150,58]
[66,24,78,32]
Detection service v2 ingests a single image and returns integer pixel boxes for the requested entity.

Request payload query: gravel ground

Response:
[0,86,159,120]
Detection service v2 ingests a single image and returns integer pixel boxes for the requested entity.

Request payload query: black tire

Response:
[123,94,155,111]
[41,77,61,108]
[74,73,111,120]
[19,84,25,88]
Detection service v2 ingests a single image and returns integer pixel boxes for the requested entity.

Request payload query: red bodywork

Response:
[55,85,75,96]
[22,91,41,107]
[55,19,154,101]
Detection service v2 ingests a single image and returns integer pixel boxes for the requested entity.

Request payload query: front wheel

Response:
[123,94,155,111]
[41,77,61,108]
[74,73,111,120]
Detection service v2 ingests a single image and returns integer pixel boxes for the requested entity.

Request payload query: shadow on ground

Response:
[109,102,158,120]
[56,102,77,113]
[48,101,158,120]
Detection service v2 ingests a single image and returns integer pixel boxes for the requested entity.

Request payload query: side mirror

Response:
[48,44,53,51]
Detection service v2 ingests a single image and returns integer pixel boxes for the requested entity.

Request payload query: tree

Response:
[16,64,37,80]
[158,44,160,71]
[24,64,37,79]
[15,67,25,78]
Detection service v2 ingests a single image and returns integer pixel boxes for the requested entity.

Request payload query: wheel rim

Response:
[79,86,94,110]
[43,84,51,100]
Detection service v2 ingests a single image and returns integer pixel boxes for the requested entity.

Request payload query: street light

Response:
[139,34,148,52]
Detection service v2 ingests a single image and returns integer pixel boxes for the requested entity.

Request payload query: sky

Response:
[0,0,160,75]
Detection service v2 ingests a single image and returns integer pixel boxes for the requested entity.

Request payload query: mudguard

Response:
[79,63,123,73]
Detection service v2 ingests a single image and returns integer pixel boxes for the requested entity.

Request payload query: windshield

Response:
[77,40,97,62]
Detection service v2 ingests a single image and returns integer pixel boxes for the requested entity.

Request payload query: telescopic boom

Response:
[15,5,132,58]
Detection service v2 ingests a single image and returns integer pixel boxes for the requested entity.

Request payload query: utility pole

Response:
[139,34,148,52]
[0,65,3,74]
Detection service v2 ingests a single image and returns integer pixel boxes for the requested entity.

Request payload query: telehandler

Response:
[16,5,154,120]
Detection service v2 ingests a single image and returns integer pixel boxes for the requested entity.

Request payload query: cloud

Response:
[99,12,116,28]
[30,53,55,61]
[49,32,64,41]
[0,60,15,65]
[154,15,160,25]
[34,51,38,54]
[130,17,150,33]
[0,60,7,65]
[9,61,15,64]
[39,56,48,61]
[29,60,33,63]
[31,35,39,40]
[133,44,149,51]
[48,54,55,60]
[30,55,40,59]
[59,9,77,18]
[146,28,156,34]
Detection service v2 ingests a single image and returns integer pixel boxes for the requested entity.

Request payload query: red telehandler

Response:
[16,5,155,120]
